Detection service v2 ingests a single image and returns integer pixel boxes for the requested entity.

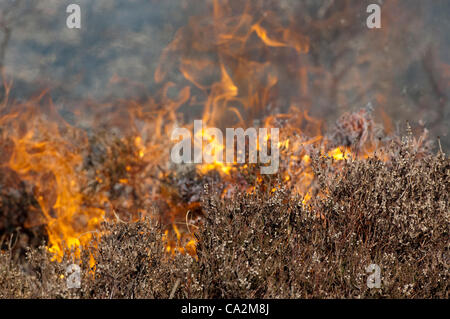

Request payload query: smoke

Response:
[0,0,448,147]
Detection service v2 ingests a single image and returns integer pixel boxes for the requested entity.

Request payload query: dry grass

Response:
[0,138,448,299]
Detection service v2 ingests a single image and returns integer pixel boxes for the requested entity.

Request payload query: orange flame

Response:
[0,1,388,261]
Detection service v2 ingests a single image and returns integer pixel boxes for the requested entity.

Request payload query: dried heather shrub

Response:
[0,139,448,298]
[192,140,448,298]
[78,219,194,299]
[330,107,384,152]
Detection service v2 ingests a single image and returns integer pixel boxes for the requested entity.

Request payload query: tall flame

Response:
[0,0,388,260]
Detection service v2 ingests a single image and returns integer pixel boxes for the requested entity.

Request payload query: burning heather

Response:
[0,0,448,299]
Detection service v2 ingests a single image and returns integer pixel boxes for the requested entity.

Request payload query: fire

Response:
[251,23,309,53]
[195,126,234,176]
[0,0,389,262]
[328,147,351,161]
[0,93,106,262]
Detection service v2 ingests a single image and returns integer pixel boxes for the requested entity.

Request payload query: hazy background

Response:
[0,0,448,147]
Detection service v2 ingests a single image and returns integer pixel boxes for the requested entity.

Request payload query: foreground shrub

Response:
[0,142,448,298]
